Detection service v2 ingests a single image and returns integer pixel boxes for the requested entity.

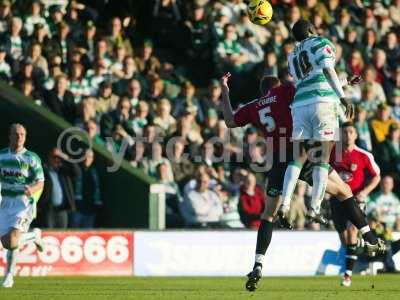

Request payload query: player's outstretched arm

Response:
[220,72,239,128]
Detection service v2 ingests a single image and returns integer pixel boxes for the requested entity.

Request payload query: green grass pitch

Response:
[1,275,399,300]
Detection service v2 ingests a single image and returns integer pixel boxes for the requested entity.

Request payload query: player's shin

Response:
[310,162,330,213]
[280,161,303,211]
[345,244,358,276]
[5,247,18,276]
[341,197,377,245]
[254,219,274,270]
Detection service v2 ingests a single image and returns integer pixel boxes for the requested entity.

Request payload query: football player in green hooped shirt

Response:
[0,123,44,288]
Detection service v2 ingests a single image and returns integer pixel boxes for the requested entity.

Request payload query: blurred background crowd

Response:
[1,0,400,232]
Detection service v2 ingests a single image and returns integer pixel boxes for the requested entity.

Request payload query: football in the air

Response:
[247,0,273,25]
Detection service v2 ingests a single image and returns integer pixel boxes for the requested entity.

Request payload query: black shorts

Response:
[266,149,292,197]
[330,197,348,233]
[298,161,334,186]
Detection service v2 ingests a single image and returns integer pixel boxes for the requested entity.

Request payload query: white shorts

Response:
[291,102,340,142]
[0,197,34,237]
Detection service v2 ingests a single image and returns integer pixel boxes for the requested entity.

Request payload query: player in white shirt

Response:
[279,20,354,224]
[0,124,44,288]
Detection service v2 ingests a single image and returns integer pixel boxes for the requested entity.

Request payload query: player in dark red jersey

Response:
[330,122,381,287]
[219,72,385,292]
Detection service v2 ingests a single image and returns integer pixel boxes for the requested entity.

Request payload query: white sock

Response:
[19,231,37,247]
[310,163,330,213]
[6,248,18,276]
[281,162,303,210]
[255,254,265,266]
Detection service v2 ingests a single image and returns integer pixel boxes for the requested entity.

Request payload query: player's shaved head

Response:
[259,76,280,95]
[9,123,27,151]
[292,19,315,41]
[9,123,26,135]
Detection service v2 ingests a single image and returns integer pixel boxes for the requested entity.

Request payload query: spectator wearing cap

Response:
[2,17,26,63]
[377,123,400,178]
[370,104,398,145]
[44,74,76,123]
[48,5,65,36]
[0,0,12,35]
[367,175,400,231]
[0,45,11,81]
[69,62,90,103]
[93,80,118,116]
[238,172,265,229]
[105,17,133,56]
[24,0,48,36]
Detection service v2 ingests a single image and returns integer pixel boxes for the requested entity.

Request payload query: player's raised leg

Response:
[326,170,385,255]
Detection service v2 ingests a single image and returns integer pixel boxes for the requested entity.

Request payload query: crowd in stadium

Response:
[1,0,399,231]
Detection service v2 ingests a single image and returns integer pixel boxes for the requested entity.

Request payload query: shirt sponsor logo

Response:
[350,164,357,171]
[1,169,23,178]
